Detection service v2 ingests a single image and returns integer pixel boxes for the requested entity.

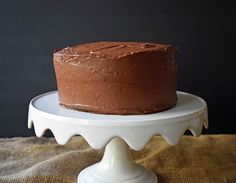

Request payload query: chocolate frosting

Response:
[53,42,177,114]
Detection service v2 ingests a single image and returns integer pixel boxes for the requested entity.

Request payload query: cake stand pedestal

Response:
[28,91,208,183]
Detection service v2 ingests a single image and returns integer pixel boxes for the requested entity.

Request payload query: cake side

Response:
[53,42,177,115]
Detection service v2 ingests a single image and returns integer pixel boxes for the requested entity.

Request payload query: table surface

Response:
[0,135,235,183]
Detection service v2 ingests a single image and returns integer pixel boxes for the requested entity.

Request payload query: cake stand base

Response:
[78,137,157,183]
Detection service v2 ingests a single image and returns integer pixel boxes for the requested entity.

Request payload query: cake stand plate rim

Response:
[28,90,208,149]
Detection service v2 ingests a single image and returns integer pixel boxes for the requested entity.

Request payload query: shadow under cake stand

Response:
[28,91,208,183]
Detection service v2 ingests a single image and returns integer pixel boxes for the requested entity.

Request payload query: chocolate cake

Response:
[53,42,177,115]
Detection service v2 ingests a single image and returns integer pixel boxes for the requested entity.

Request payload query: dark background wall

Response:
[0,0,235,137]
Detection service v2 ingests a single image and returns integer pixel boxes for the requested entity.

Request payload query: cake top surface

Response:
[54,42,174,59]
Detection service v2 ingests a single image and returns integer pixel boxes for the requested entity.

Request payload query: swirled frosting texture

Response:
[53,42,177,114]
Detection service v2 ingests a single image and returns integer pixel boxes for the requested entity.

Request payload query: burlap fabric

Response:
[0,135,235,183]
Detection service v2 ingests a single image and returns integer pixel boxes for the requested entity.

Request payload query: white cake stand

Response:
[28,91,208,183]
